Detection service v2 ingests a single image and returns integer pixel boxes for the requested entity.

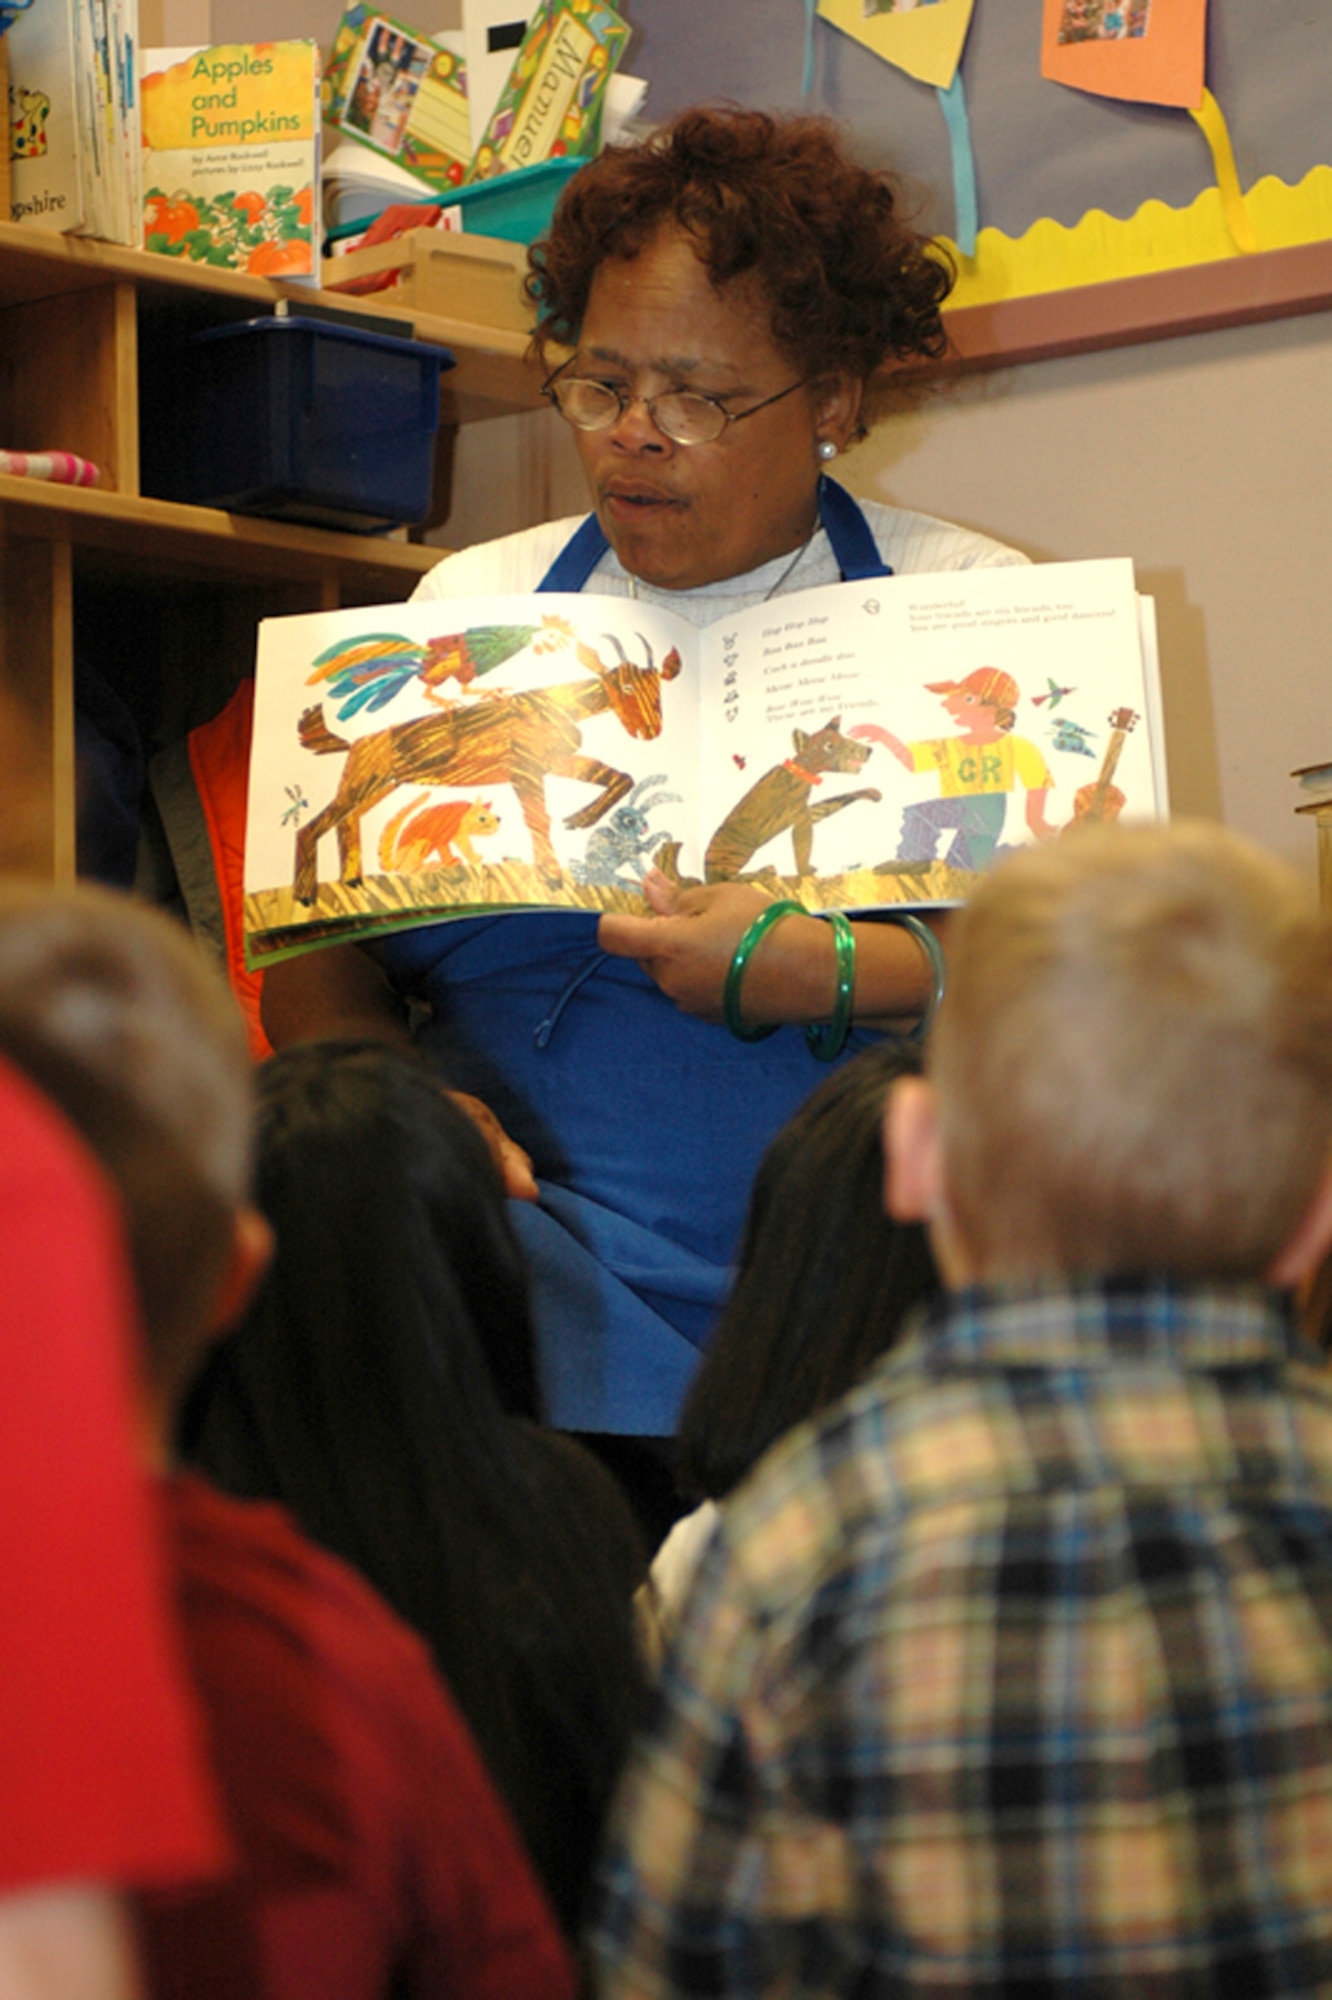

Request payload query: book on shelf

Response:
[8,0,140,243]
[469,0,630,179]
[1292,760,1332,813]
[320,130,443,233]
[243,556,1166,966]
[322,5,470,197]
[140,39,320,277]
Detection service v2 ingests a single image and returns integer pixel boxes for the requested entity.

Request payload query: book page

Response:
[244,558,1164,959]
[245,592,701,960]
[692,556,1162,909]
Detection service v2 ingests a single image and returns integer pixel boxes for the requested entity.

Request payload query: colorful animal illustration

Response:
[703,717,880,882]
[280,783,309,826]
[294,634,681,902]
[305,616,575,719]
[1032,677,1076,709]
[1049,717,1098,758]
[571,773,681,887]
[377,793,501,873]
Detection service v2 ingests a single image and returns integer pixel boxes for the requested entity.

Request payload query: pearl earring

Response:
[817,439,838,462]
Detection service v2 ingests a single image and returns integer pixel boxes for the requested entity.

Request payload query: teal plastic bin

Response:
[325,155,584,250]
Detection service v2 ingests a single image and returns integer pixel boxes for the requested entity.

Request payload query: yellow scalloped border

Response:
[938,165,1332,311]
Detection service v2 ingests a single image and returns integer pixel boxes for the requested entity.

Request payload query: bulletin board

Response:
[617,0,1332,370]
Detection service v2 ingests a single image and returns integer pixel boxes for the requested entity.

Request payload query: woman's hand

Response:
[600,869,948,1034]
[598,870,831,1025]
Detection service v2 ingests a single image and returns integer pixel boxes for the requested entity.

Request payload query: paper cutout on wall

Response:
[817,0,973,90]
[1040,0,1204,110]
[1039,0,1255,256]
[936,70,977,255]
[814,0,977,250]
[942,166,1332,311]
[1189,87,1258,253]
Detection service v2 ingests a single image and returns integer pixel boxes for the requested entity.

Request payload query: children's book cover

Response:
[8,0,139,243]
[469,0,629,179]
[244,557,1166,964]
[9,0,86,231]
[141,41,320,276]
[323,6,470,195]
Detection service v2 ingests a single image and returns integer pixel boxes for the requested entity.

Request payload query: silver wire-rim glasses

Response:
[541,364,810,446]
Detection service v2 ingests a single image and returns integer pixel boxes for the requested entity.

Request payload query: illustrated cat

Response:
[377,793,501,873]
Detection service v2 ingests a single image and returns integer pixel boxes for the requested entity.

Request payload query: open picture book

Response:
[243,555,1167,964]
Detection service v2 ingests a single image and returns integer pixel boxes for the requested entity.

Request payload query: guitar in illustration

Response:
[1070,706,1138,826]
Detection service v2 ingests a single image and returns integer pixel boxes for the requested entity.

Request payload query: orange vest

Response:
[187,679,271,1061]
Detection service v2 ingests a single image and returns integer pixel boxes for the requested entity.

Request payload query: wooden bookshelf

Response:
[0,219,546,878]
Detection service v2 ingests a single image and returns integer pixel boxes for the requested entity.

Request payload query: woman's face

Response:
[568,226,858,592]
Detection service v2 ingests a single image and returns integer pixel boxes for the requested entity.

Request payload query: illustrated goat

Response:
[293,634,680,903]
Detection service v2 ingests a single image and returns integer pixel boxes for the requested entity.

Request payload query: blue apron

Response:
[378,480,891,1434]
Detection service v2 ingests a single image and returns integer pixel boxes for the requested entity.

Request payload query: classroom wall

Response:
[437,308,1332,885]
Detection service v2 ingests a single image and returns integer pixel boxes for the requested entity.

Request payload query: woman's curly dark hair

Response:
[527,105,954,434]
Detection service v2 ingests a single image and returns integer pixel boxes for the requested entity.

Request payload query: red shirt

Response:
[0,1059,224,1892]
[137,1475,578,2000]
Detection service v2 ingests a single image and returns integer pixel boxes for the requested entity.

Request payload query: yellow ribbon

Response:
[1189,87,1258,254]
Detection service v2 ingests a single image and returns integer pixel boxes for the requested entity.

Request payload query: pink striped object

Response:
[0,449,101,486]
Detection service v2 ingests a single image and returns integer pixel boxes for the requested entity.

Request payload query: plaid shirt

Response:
[592,1282,1332,1998]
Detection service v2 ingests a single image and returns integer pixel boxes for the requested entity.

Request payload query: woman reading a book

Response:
[260,105,1026,1528]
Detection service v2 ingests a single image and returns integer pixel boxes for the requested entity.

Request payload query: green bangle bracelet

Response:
[722,899,805,1042]
[804,910,856,1063]
[880,910,947,1041]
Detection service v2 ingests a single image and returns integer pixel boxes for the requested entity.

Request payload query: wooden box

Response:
[324,227,531,333]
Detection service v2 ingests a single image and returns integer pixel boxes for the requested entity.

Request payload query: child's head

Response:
[676,1040,941,1503]
[185,1038,541,1434]
[178,1037,539,1722]
[0,882,254,1402]
[900,820,1332,1286]
[178,1039,646,1926]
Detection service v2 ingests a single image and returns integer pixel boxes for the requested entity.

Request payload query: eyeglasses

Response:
[541,366,810,446]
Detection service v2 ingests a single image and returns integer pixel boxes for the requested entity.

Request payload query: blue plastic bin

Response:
[157,314,454,534]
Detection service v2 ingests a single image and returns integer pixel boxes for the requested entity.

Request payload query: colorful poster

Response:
[1041,0,1206,109]
[815,0,973,90]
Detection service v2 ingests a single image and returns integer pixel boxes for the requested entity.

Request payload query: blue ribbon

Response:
[936,69,978,259]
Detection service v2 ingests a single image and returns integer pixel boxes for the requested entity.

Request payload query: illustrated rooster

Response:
[306,614,575,720]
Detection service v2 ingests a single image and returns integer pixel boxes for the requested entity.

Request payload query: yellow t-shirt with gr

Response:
[906,734,1053,798]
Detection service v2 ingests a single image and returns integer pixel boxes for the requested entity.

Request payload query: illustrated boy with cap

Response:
[854,662,1056,869]
[593,819,1332,1998]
